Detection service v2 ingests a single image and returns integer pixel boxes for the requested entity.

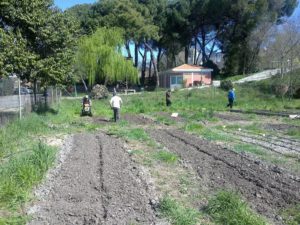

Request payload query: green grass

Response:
[281,205,300,225]
[159,196,200,225]
[198,128,229,141]
[0,143,56,208]
[184,123,204,132]
[206,191,267,225]
[0,143,56,216]
[107,127,150,142]
[234,144,266,156]
[286,128,300,138]
[155,115,176,125]
[151,150,178,164]
[0,215,27,225]
[1,82,299,224]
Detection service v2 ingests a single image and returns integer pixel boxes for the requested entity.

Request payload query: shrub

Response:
[0,78,15,96]
[220,80,233,91]
[91,84,109,99]
[274,84,289,97]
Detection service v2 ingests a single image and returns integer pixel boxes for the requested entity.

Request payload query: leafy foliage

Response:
[0,0,78,86]
[75,27,138,87]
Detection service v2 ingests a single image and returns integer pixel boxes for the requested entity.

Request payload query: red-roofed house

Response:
[159,64,213,89]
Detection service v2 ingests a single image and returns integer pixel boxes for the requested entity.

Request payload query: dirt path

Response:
[147,128,300,224]
[28,132,159,225]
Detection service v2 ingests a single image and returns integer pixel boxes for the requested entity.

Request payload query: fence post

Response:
[18,78,22,119]
[55,86,58,103]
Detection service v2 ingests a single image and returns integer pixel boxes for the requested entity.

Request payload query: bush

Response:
[274,84,289,97]
[0,78,15,96]
[220,80,233,91]
[203,59,220,78]
[91,84,109,99]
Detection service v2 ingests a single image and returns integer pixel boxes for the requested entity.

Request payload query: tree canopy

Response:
[75,27,139,87]
[0,0,78,86]
[1,0,298,88]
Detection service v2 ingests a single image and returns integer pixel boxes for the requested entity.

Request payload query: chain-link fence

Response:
[0,77,61,126]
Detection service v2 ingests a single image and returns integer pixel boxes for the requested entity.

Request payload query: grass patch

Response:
[0,143,56,212]
[281,204,300,225]
[184,123,204,132]
[206,191,267,225]
[107,127,150,142]
[234,144,266,156]
[155,115,176,126]
[152,150,178,164]
[198,128,229,141]
[0,215,27,225]
[286,128,300,138]
[159,196,200,225]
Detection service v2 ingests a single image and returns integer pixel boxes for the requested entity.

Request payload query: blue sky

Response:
[54,0,97,10]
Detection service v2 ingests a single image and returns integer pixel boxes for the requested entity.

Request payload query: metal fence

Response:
[0,77,61,126]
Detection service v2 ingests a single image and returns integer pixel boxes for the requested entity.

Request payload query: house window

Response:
[171,75,183,85]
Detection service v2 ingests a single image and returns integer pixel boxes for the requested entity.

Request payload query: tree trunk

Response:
[184,45,189,64]
[149,60,152,78]
[81,76,88,92]
[157,47,162,72]
[194,37,197,65]
[140,48,147,87]
[201,30,207,64]
[125,41,132,59]
[197,37,209,64]
[33,78,37,104]
[134,43,139,67]
[145,42,159,88]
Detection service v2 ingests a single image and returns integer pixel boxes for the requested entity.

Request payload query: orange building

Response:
[159,64,213,89]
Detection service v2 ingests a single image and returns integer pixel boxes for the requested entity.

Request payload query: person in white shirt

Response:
[110,92,123,122]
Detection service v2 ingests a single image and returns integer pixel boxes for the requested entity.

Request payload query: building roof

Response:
[172,64,212,72]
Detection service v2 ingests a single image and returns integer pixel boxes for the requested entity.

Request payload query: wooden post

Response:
[18,78,22,119]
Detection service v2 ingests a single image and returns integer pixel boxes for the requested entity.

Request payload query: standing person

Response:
[227,88,235,109]
[110,92,123,122]
[166,89,172,107]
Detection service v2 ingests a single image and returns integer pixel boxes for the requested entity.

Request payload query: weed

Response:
[286,128,300,138]
[234,144,266,156]
[0,143,56,210]
[0,215,27,225]
[184,123,203,132]
[159,196,200,225]
[206,191,267,225]
[152,150,178,164]
[121,128,150,141]
[281,204,300,225]
[155,116,176,126]
[199,128,228,141]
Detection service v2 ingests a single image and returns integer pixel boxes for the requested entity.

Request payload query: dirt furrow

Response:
[147,128,300,223]
[28,133,106,225]
[94,132,158,225]
[28,132,159,225]
[226,130,300,155]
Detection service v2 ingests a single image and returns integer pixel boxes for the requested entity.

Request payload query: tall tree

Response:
[75,27,138,87]
[0,0,79,86]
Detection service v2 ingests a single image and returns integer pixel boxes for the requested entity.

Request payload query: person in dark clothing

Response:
[166,89,172,107]
[227,88,235,109]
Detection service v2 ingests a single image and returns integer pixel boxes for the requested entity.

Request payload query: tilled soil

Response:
[225,130,300,155]
[28,132,159,225]
[263,123,300,133]
[147,128,300,224]
[27,114,300,225]
[214,112,249,122]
